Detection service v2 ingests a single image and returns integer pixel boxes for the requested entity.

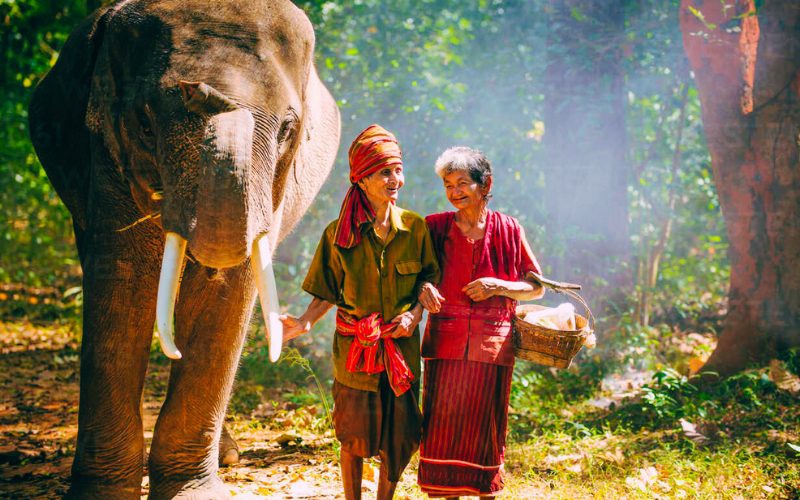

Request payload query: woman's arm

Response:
[462,277,544,302]
[279,296,334,342]
[463,225,545,302]
[418,281,445,313]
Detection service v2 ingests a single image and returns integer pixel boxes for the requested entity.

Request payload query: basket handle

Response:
[526,271,582,291]
[525,271,595,333]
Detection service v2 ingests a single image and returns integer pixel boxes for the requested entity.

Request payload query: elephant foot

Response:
[66,480,142,500]
[219,447,239,466]
[218,425,240,467]
[148,475,231,500]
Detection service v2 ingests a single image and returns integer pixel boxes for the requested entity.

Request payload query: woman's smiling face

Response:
[443,170,487,210]
[359,164,404,206]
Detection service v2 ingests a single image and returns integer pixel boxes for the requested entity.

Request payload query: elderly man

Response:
[281,125,439,499]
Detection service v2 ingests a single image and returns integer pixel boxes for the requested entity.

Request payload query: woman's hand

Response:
[462,277,505,302]
[418,282,445,313]
[279,314,311,342]
[389,305,423,338]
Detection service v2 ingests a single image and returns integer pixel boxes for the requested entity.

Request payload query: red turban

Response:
[334,124,403,248]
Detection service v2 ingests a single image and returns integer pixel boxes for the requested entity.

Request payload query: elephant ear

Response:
[85,11,127,172]
[299,64,341,175]
[28,6,115,231]
[278,63,341,237]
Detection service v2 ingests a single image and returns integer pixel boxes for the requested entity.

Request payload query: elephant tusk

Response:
[251,234,283,362]
[155,232,187,360]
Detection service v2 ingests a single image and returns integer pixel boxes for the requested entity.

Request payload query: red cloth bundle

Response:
[336,310,413,397]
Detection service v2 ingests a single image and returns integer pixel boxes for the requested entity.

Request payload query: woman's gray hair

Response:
[434,146,493,187]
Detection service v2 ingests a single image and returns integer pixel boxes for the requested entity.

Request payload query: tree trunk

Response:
[680,0,800,375]
[543,0,631,306]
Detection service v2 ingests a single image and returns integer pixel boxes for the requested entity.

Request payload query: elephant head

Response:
[81,0,340,360]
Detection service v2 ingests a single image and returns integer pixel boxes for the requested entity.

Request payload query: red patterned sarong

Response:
[336,310,413,397]
[418,359,513,496]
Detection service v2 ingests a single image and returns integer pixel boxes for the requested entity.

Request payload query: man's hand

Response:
[279,314,312,342]
[279,297,333,343]
[462,277,505,302]
[418,282,445,313]
[389,306,422,338]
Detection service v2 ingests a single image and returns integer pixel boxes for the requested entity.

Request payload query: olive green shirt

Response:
[302,205,440,392]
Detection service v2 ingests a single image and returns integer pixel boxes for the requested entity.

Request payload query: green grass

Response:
[501,430,799,499]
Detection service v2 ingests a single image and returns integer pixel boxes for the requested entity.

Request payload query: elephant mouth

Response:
[155,232,283,362]
[186,239,248,270]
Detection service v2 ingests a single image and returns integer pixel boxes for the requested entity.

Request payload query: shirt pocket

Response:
[396,260,422,275]
[395,260,422,300]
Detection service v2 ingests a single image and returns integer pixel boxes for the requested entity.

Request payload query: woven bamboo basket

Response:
[512,273,594,368]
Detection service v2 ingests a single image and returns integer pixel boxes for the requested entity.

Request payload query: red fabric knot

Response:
[334,124,403,249]
[336,310,414,397]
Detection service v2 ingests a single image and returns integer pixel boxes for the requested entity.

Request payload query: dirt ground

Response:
[0,321,416,499]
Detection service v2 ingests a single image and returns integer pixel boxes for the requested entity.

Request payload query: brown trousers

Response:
[332,374,422,482]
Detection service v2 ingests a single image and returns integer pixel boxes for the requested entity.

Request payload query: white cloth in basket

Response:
[522,303,576,331]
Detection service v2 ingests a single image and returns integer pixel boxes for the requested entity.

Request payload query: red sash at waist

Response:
[336,309,413,397]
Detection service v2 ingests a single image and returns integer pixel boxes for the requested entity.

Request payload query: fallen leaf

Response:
[688,357,706,375]
[769,359,800,395]
[598,447,625,465]
[360,462,375,482]
[625,466,659,492]
[543,453,583,465]
[274,433,302,448]
[679,419,709,446]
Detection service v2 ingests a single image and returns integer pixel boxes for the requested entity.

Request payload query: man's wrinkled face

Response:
[359,164,405,205]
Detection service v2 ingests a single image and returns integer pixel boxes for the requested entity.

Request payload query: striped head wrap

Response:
[334,124,403,248]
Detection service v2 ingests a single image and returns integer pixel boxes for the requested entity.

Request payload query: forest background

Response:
[1,0,798,498]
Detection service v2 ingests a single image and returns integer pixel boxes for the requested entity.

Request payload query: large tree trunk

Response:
[680,0,800,375]
[543,0,631,305]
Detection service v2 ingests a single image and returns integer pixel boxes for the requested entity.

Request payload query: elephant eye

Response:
[138,106,156,142]
[277,113,297,145]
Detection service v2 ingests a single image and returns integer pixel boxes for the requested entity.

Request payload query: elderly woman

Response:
[280,124,439,500]
[416,147,544,498]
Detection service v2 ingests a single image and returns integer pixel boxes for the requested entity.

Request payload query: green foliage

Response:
[610,368,704,426]
[236,327,328,390]
[602,367,799,440]
[0,0,92,287]
[279,347,333,429]
[782,347,800,376]
[509,361,603,439]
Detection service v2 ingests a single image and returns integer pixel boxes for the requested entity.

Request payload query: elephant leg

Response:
[148,261,255,499]
[68,233,161,499]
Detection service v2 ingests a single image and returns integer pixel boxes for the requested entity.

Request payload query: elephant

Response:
[28,0,340,498]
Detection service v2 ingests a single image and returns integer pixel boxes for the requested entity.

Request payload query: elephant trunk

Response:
[189,107,255,269]
[154,83,283,361]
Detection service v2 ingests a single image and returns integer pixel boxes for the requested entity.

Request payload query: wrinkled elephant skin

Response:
[27,1,340,498]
